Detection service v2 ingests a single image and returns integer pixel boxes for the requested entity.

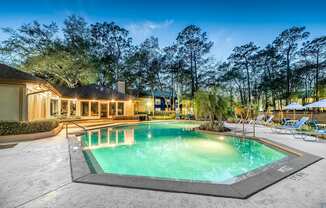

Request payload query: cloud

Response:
[126,20,174,44]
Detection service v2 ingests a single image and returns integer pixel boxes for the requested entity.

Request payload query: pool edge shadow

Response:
[67,131,323,199]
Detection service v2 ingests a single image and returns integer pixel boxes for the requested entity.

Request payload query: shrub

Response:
[0,119,59,136]
[152,114,176,120]
[153,111,175,116]
[112,116,140,120]
[194,87,228,131]
[198,121,231,132]
[226,117,238,123]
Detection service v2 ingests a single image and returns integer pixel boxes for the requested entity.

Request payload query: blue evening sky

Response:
[0,0,325,61]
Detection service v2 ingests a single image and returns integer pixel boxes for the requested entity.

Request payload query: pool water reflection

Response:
[81,122,287,184]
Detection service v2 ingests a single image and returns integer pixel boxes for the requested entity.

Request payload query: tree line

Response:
[0,15,325,111]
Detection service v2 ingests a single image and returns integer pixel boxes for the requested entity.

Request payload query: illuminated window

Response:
[109,102,116,116]
[61,100,68,116]
[91,102,99,116]
[155,98,161,105]
[50,99,59,116]
[118,102,124,115]
[70,100,76,116]
[81,101,89,116]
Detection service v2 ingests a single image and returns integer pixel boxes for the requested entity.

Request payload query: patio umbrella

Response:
[303,99,326,120]
[304,99,326,108]
[284,103,304,120]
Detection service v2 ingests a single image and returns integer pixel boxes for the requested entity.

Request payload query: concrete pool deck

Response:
[1,123,326,208]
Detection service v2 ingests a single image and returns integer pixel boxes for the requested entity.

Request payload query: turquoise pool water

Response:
[81,121,287,184]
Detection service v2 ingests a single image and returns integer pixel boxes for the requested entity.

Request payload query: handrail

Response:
[65,121,87,138]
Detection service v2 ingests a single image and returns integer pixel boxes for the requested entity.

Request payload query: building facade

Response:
[0,64,134,121]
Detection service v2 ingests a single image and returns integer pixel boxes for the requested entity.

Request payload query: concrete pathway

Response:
[1,124,325,208]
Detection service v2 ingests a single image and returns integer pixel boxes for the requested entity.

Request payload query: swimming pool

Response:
[81,121,287,184]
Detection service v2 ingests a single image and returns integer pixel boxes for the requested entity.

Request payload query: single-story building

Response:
[0,64,134,121]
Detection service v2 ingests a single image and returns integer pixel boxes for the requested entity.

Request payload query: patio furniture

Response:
[284,103,305,120]
[260,115,274,126]
[304,99,326,108]
[272,117,309,137]
[300,99,326,141]
[304,130,325,142]
[301,121,326,142]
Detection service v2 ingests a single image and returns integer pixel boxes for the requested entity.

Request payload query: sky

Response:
[0,0,326,61]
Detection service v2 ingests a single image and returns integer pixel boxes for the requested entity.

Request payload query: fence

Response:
[271,111,326,123]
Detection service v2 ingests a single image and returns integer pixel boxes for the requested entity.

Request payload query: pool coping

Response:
[68,122,323,199]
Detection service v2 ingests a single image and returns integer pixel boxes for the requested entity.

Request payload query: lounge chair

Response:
[262,115,274,126]
[302,122,326,142]
[272,117,309,137]
[255,115,274,126]
[300,129,325,142]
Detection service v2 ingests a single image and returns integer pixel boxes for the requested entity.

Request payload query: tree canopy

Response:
[1,16,326,110]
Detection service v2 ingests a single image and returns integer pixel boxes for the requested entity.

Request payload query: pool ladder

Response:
[65,121,87,138]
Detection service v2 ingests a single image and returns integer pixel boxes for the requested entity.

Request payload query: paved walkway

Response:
[1,123,325,208]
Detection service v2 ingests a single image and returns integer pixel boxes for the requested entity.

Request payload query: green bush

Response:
[198,121,231,132]
[226,117,238,123]
[0,119,59,136]
[112,116,140,120]
[152,114,176,120]
[153,111,176,116]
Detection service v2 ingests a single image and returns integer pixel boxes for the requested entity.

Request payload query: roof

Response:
[0,63,45,83]
[0,63,130,100]
[56,84,131,100]
[129,89,173,98]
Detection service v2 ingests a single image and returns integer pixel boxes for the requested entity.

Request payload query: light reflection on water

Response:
[81,122,287,183]
[82,128,135,149]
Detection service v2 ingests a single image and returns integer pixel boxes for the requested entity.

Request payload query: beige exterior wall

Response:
[26,83,57,121]
[134,97,153,114]
[0,82,135,121]
[124,101,134,116]
[0,84,26,121]
[28,93,48,121]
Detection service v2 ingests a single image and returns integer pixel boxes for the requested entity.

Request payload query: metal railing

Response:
[65,121,87,138]
[238,119,256,137]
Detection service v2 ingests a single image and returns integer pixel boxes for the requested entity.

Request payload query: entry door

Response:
[100,103,108,118]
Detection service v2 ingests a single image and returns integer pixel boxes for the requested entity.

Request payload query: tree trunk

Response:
[242,79,247,104]
[264,89,268,111]
[272,93,276,110]
[217,115,224,131]
[171,72,175,111]
[286,49,291,105]
[190,51,195,98]
[194,54,198,92]
[245,61,251,104]
[237,83,244,105]
[315,53,320,101]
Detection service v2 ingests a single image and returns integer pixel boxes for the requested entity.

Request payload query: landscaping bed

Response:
[0,120,62,143]
[0,119,59,136]
[197,121,231,132]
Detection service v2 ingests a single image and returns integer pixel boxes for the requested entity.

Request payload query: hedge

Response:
[152,114,176,120]
[0,119,59,136]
